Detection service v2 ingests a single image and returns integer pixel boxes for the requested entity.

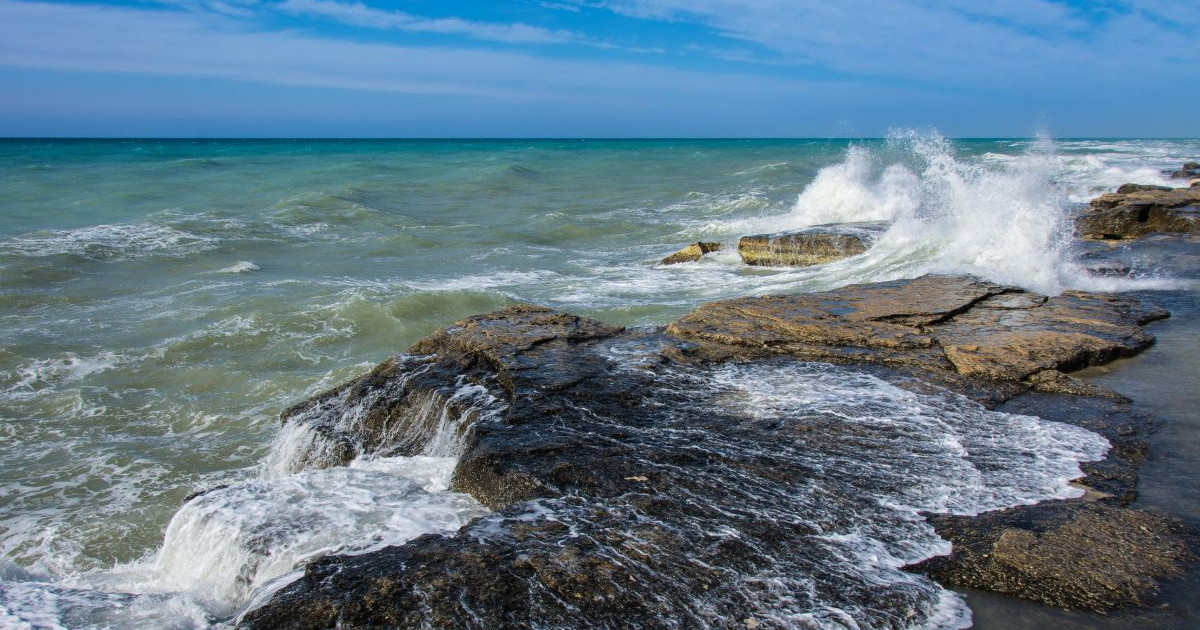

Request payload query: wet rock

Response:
[242,279,1184,629]
[1167,161,1200,180]
[1076,185,1200,240]
[1082,259,1133,277]
[1116,183,1172,195]
[738,221,887,267]
[660,241,722,265]
[666,275,1167,386]
[913,502,1195,612]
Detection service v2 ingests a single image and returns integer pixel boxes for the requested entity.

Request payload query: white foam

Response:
[703,361,1109,628]
[213,261,260,274]
[710,363,1108,517]
[137,456,486,612]
[4,352,123,398]
[0,456,487,627]
[693,131,1187,296]
[0,224,217,261]
[785,146,921,229]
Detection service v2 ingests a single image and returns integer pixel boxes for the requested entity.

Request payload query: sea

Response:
[1,134,1197,629]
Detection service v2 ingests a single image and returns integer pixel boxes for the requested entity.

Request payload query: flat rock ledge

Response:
[738,221,888,267]
[241,276,1193,630]
[1075,184,1200,240]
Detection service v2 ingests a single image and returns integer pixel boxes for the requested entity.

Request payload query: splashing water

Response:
[0,358,494,628]
[714,131,1185,296]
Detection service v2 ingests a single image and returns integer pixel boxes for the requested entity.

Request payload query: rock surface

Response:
[667,275,1167,389]
[738,221,888,267]
[1167,161,1200,180]
[1076,184,1200,240]
[914,501,1195,612]
[241,277,1192,630]
[660,241,722,265]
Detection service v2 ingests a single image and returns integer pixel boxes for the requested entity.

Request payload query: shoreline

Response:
[240,271,1198,629]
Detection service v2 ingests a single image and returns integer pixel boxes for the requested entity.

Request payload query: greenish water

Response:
[1,136,1197,628]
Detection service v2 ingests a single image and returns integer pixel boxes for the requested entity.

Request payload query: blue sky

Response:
[0,0,1196,137]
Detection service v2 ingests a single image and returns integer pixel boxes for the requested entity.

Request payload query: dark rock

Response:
[1167,162,1200,179]
[241,278,1187,629]
[660,241,722,265]
[1116,183,1172,195]
[1082,259,1133,277]
[738,221,888,267]
[1078,185,1200,240]
[912,502,1194,612]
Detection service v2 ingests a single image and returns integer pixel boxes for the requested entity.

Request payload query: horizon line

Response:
[3,136,1198,142]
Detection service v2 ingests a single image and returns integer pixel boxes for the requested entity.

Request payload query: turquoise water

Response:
[1,136,1197,628]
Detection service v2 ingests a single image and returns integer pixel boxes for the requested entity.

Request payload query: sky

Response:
[0,0,1196,137]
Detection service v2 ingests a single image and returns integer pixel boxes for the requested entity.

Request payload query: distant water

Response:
[1,135,1198,629]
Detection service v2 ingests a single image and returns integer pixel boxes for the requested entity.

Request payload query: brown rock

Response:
[1077,185,1200,240]
[738,221,887,267]
[667,275,1167,385]
[659,241,722,265]
[913,502,1195,612]
[1116,183,1171,194]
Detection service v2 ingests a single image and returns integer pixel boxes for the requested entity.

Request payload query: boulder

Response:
[738,221,888,267]
[659,241,722,265]
[1167,161,1200,180]
[1076,185,1200,240]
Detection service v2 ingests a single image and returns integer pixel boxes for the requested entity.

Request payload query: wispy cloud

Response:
[275,0,587,45]
[0,0,1195,135]
[0,0,853,102]
[579,0,1197,86]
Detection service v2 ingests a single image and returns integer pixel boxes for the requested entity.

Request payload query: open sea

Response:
[1,134,1198,629]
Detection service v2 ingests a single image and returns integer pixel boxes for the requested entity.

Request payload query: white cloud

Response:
[583,0,1196,86]
[275,0,586,45]
[0,0,878,105]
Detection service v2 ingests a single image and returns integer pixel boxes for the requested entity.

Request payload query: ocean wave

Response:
[689,131,1185,296]
[213,261,260,274]
[0,224,218,261]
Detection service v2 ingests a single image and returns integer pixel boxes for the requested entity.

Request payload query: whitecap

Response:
[0,224,218,261]
[213,262,260,274]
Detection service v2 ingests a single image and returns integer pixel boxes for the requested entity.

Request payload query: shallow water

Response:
[1,135,1198,628]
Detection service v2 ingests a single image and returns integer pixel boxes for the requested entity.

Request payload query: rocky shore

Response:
[241,273,1194,629]
[238,172,1200,629]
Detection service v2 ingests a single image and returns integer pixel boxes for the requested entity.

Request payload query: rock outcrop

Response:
[667,275,1166,391]
[241,277,1192,630]
[1167,161,1200,180]
[660,241,722,265]
[1076,184,1200,240]
[738,221,887,267]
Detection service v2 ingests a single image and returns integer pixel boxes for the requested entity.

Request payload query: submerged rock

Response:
[1076,184,1200,240]
[660,241,722,265]
[738,221,887,267]
[241,278,1190,629]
